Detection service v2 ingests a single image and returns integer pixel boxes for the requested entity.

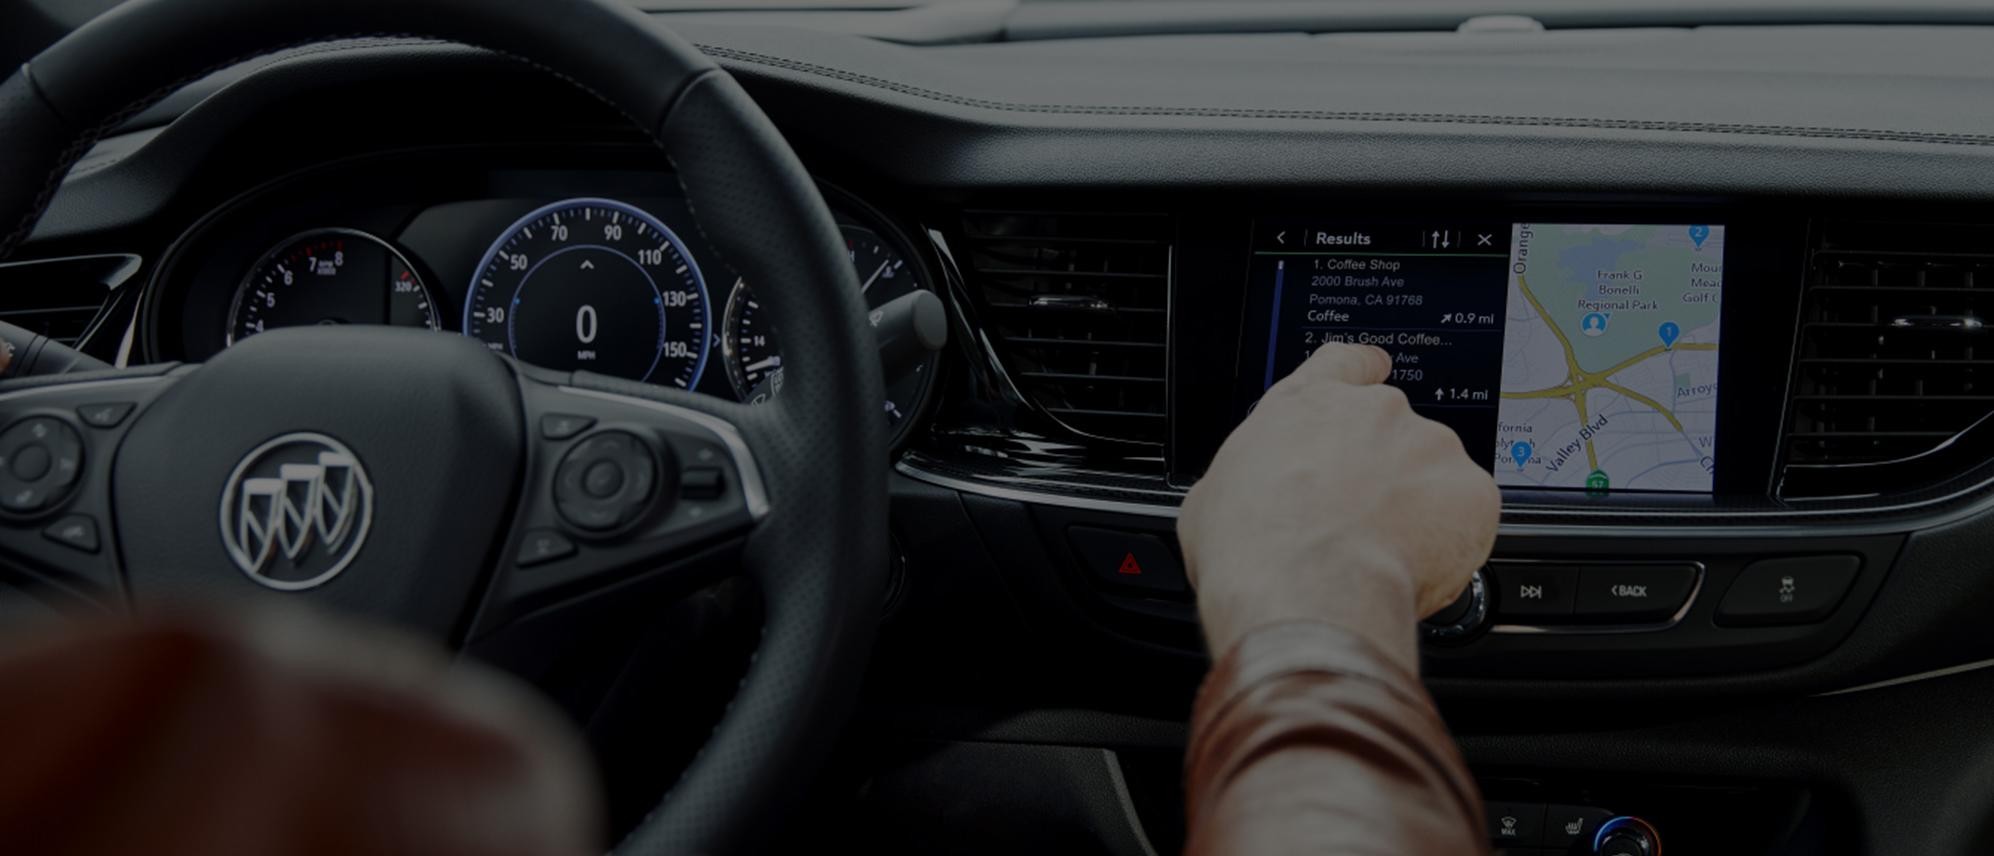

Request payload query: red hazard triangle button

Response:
[1065,526,1189,595]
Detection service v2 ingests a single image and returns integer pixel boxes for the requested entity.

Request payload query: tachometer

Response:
[722,221,937,441]
[463,198,711,387]
[227,228,437,346]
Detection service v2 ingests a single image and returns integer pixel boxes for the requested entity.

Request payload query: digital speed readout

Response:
[1248,221,1726,494]
[464,198,712,388]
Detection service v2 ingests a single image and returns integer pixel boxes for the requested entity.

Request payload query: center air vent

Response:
[1782,221,1994,497]
[959,211,1171,445]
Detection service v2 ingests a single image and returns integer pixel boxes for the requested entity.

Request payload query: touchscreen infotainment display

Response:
[1247,221,1724,493]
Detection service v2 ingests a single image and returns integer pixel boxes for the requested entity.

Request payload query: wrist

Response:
[1193,549,1421,674]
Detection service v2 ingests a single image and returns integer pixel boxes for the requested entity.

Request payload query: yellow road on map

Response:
[1502,275,1717,472]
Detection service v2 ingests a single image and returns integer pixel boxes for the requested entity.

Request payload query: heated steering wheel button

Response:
[516,529,576,567]
[42,515,99,554]
[75,403,134,429]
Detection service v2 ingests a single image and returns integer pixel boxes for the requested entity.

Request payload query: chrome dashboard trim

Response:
[1817,657,1994,697]
[896,457,1955,537]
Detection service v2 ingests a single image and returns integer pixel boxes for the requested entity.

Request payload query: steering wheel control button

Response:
[75,402,135,429]
[1489,565,1577,620]
[583,460,625,498]
[553,430,661,533]
[0,416,84,516]
[1717,555,1861,626]
[10,445,50,481]
[41,515,100,554]
[1545,805,1616,848]
[680,466,725,500]
[1066,526,1188,595]
[1486,801,1547,846]
[540,413,596,440]
[1572,565,1698,623]
[516,529,577,567]
[1,484,47,513]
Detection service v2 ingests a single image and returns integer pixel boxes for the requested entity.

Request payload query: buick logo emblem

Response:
[218,433,373,590]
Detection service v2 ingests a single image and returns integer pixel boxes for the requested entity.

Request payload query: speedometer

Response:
[463,198,711,387]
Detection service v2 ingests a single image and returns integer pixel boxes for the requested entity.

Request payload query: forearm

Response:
[1184,621,1486,855]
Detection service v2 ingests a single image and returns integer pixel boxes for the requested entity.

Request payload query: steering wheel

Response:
[0,0,886,851]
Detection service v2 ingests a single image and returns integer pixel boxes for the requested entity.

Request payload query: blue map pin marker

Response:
[1658,321,1681,349]
[1510,441,1533,471]
[1688,225,1710,248]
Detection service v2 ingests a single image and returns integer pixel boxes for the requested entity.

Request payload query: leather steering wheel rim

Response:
[0,2,888,853]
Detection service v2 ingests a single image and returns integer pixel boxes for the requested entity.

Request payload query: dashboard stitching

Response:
[697,43,1994,148]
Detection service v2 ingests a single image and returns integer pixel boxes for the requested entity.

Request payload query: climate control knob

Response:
[1594,816,1661,856]
[1420,567,1489,644]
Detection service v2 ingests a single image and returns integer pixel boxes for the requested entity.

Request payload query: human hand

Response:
[1178,343,1499,660]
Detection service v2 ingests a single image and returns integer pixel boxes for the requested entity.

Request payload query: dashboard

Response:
[144,153,940,445]
[18,10,1994,855]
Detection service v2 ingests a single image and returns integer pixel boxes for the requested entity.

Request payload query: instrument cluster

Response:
[148,161,940,445]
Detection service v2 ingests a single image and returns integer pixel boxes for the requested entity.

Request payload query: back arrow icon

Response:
[1276,231,1287,245]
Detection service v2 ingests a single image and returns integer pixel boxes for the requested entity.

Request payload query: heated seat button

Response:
[1544,804,1615,848]
[1718,555,1860,626]
[1066,526,1187,594]
[1490,565,1577,620]
[1574,565,1699,622]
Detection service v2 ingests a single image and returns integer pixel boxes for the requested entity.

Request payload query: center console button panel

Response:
[1716,555,1860,626]
[1572,564,1699,623]
[1488,562,1698,627]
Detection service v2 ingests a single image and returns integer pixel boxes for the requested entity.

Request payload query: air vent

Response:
[960,210,1171,444]
[0,254,138,348]
[1782,222,1994,496]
